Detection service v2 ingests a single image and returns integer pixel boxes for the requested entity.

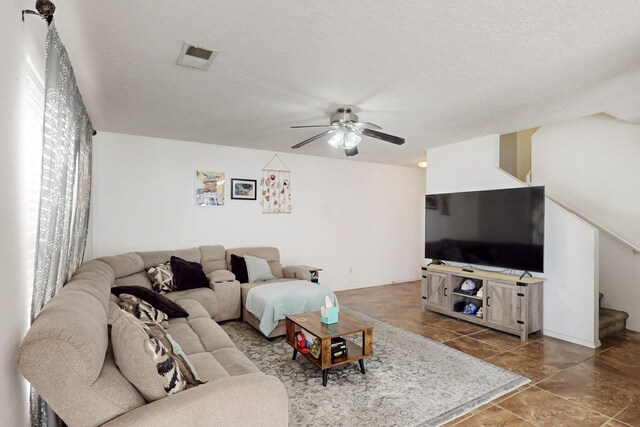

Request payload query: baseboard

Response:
[543,329,599,349]
[626,319,640,333]
[333,278,421,292]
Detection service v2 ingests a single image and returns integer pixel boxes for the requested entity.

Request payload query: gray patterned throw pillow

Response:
[118,293,168,325]
[146,262,176,294]
[112,311,186,401]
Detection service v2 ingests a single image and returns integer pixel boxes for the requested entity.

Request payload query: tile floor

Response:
[335,281,640,427]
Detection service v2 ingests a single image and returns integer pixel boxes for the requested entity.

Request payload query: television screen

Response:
[425,186,545,272]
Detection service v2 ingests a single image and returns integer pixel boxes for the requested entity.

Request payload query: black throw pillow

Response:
[170,256,210,291]
[111,286,189,318]
[230,254,249,284]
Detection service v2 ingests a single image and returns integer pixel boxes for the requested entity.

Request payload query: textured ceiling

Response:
[55,1,640,166]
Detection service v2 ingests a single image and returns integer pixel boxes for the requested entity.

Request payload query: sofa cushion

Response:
[113,271,153,289]
[166,317,235,354]
[139,248,202,269]
[186,349,259,381]
[230,254,249,284]
[98,252,145,279]
[170,256,210,290]
[65,260,115,314]
[112,285,189,317]
[168,298,212,320]
[111,311,186,402]
[164,287,219,319]
[146,262,175,294]
[200,245,227,274]
[244,255,276,283]
[187,352,231,382]
[211,347,262,376]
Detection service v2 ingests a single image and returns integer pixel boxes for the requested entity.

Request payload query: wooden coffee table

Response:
[285,310,373,386]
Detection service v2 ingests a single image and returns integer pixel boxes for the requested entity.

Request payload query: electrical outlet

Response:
[349,267,353,273]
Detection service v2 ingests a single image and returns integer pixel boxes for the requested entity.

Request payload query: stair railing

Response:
[544,194,639,255]
[497,167,640,255]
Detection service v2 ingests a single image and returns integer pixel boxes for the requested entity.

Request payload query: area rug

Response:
[221,308,529,426]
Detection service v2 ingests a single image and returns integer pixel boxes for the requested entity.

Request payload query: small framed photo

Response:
[231,179,257,200]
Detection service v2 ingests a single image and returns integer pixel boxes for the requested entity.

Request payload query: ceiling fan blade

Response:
[351,122,382,130]
[291,130,334,149]
[345,147,359,156]
[361,128,405,145]
[290,124,335,129]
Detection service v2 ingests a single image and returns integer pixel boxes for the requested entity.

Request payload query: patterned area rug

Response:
[221,308,529,426]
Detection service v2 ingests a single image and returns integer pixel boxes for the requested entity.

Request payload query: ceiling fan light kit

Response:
[290,107,405,156]
[327,130,345,148]
[343,131,362,149]
[327,129,362,149]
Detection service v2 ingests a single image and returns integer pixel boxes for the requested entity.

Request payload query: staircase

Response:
[599,293,629,339]
[498,128,638,343]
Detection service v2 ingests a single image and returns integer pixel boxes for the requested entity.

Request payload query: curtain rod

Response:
[22,0,56,25]
[21,1,98,137]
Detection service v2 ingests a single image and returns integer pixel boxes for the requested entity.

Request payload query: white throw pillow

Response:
[244,255,276,282]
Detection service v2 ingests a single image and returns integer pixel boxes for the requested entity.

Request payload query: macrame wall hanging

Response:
[260,154,292,214]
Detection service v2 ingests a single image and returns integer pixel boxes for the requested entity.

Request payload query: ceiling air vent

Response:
[176,42,218,71]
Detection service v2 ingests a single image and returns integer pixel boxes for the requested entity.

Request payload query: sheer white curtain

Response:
[30,22,93,427]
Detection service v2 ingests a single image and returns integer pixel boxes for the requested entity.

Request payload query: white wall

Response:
[427,135,600,348]
[427,135,521,193]
[91,132,425,291]
[533,114,640,331]
[0,1,46,424]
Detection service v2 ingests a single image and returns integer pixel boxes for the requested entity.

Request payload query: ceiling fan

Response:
[290,107,405,156]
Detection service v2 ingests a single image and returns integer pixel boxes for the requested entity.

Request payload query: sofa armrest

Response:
[282,265,317,281]
[211,279,241,322]
[206,269,236,283]
[103,373,288,427]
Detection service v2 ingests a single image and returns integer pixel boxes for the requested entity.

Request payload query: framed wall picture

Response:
[231,178,257,200]
[195,170,225,206]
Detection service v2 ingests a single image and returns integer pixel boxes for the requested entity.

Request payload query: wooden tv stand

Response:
[421,264,545,341]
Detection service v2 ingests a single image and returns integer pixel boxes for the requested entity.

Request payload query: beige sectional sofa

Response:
[18,245,289,427]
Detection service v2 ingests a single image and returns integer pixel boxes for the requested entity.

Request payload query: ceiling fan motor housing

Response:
[330,107,358,126]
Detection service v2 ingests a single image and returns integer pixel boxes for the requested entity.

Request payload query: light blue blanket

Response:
[245,280,338,336]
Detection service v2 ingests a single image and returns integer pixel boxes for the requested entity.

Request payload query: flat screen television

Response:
[425,186,545,272]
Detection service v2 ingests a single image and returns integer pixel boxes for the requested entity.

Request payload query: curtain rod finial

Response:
[35,0,55,24]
